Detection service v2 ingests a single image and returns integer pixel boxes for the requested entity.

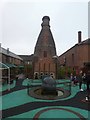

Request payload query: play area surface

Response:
[1,78,90,119]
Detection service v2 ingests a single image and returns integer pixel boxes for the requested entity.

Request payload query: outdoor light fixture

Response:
[52,55,58,79]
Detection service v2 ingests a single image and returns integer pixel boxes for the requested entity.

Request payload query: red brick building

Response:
[18,18,90,78]
[59,31,90,74]
[0,44,23,83]
[33,16,57,79]
[19,54,33,78]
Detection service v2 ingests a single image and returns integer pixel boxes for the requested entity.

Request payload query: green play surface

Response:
[9,106,88,119]
[1,78,89,119]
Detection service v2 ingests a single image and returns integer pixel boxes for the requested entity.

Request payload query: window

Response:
[43,51,47,57]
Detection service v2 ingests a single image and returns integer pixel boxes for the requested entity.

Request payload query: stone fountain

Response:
[41,76,58,95]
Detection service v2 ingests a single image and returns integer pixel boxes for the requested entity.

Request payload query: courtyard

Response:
[1,76,90,119]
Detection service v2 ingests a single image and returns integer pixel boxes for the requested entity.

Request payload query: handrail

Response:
[0,62,10,91]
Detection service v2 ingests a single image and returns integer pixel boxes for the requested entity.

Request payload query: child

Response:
[73,76,78,85]
[70,73,74,86]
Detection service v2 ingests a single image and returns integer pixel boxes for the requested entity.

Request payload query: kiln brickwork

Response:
[33,16,57,79]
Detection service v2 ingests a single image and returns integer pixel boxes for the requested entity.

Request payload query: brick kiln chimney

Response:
[33,16,57,79]
[78,31,82,43]
[34,16,56,57]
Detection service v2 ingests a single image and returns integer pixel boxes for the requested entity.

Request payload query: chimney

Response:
[78,31,82,43]
[41,16,50,28]
[7,48,9,54]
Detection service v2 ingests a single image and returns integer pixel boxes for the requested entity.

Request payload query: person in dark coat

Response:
[86,71,90,91]
[77,71,83,91]
[85,71,90,101]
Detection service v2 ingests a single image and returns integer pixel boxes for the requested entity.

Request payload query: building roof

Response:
[0,47,23,60]
[59,38,90,57]
[79,38,90,45]
[19,54,33,61]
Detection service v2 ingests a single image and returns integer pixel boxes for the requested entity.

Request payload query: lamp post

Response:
[33,54,38,79]
[8,68,10,91]
[52,55,58,79]
[27,61,30,78]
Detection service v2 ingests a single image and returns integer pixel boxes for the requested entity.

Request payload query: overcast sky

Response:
[0,0,89,56]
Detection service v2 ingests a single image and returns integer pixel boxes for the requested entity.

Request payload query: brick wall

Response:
[59,43,90,71]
